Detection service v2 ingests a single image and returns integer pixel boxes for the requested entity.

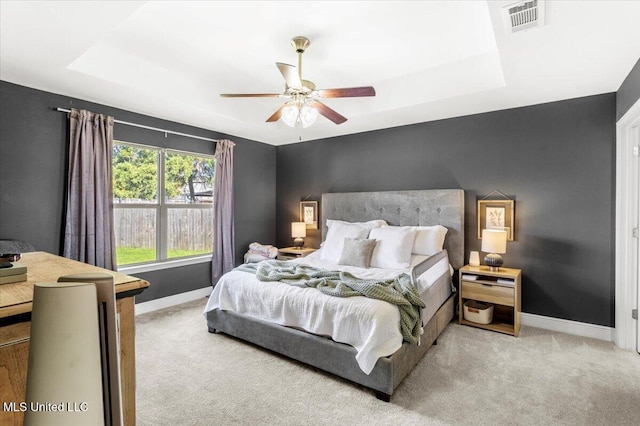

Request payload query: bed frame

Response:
[207,189,464,401]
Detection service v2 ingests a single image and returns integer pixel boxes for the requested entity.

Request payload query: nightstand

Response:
[277,247,316,260]
[458,265,522,336]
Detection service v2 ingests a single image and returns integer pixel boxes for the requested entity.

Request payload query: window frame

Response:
[113,140,214,272]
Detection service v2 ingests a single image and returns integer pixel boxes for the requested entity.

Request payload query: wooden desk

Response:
[0,252,149,426]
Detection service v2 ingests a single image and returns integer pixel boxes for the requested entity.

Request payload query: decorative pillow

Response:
[412,225,448,256]
[321,222,370,262]
[369,226,417,269]
[338,238,377,268]
[326,219,387,230]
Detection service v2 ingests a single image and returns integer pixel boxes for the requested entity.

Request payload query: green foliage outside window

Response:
[112,145,214,203]
[113,145,158,202]
[165,152,215,202]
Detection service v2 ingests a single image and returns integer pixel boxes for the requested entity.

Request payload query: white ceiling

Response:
[1,1,639,145]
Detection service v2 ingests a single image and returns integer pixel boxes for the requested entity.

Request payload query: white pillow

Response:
[321,222,370,262]
[326,219,387,230]
[369,226,417,269]
[412,225,448,256]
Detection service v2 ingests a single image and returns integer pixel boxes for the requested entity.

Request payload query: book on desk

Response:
[0,262,28,284]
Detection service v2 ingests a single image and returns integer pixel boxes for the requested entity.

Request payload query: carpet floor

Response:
[135,298,640,425]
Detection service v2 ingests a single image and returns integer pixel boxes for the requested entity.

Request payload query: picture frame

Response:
[300,201,318,230]
[477,199,515,241]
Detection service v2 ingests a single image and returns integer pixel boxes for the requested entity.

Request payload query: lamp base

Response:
[293,237,304,249]
[484,253,504,272]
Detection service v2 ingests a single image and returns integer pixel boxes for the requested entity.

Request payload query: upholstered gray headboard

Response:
[321,189,465,270]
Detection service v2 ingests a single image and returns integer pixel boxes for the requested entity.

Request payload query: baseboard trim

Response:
[521,312,614,342]
[135,287,211,316]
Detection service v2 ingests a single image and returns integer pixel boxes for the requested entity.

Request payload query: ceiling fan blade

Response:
[276,62,302,89]
[266,104,285,122]
[220,93,282,98]
[308,100,347,125]
[317,86,376,98]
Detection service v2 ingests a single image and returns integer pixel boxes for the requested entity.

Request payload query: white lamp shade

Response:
[281,103,299,127]
[291,222,307,238]
[299,103,319,128]
[25,282,105,426]
[481,229,507,254]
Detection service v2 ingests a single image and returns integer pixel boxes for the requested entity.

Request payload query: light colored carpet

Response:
[135,299,640,425]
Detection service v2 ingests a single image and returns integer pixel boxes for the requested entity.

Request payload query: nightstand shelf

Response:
[458,265,522,336]
[277,247,316,260]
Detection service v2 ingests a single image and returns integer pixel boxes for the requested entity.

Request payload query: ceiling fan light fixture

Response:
[299,102,319,128]
[281,102,299,127]
[221,36,375,127]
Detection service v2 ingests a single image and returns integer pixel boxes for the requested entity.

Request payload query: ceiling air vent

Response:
[503,0,546,33]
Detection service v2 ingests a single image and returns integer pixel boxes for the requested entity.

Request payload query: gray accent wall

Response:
[0,76,629,324]
[617,58,640,121]
[276,94,616,327]
[0,81,276,303]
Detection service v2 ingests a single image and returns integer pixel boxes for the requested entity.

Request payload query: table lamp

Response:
[291,222,306,249]
[481,229,507,271]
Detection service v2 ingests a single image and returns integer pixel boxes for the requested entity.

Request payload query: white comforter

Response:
[204,250,445,374]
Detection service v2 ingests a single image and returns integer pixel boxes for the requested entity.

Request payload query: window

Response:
[112,142,214,267]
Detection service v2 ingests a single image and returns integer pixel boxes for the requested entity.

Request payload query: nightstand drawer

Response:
[461,281,515,307]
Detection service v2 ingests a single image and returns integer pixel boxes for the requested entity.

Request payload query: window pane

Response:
[164,152,214,204]
[112,143,214,266]
[167,208,213,258]
[113,144,158,203]
[114,208,157,265]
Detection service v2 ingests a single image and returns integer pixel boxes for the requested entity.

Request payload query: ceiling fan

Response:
[220,36,376,128]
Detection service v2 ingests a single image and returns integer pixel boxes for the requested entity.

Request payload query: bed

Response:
[204,189,464,401]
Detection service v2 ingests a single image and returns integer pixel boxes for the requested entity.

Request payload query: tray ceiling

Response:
[1,1,639,145]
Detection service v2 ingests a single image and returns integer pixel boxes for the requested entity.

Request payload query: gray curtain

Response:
[212,139,235,283]
[63,109,116,270]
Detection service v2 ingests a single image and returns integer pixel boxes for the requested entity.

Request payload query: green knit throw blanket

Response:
[235,260,425,344]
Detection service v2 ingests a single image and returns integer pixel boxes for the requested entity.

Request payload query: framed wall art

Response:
[477,199,515,241]
[300,201,318,229]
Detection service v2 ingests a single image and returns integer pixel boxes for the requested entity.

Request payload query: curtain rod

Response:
[55,108,219,143]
